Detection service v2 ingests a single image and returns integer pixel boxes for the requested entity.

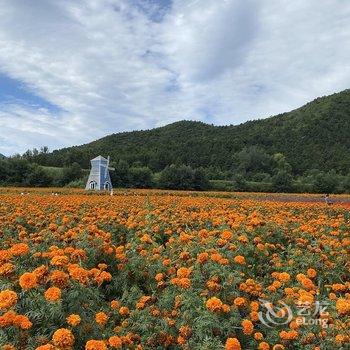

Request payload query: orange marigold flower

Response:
[0,290,18,309]
[176,267,191,278]
[19,272,38,290]
[14,314,32,329]
[119,306,130,316]
[221,230,232,240]
[0,262,15,276]
[52,328,74,347]
[336,298,350,315]
[177,277,191,289]
[49,270,69,287]
[108,336,123,348]
[10,243,30,256]
[85,340,107,350]
[2,344,16,350]
[50,255,69,266]
[272,345,285,350]
[67,314,81,326]
[258,342,270,350]
[225,337,241,350]
[0,310,17,327]
[241,319,254,335]
[307,268,317,278]
[155,273,164,282]
[44,287,61,302]
[277,272,290,283]
[300,277,315,290]
[233,297,246,307]
[95,312,108,326]
[205,297,223,312]
[197,252,209,263]
[233,255,246,265]
[110,300,120,309]
[35,344,55,350]
[279,330,298,340]
[254,332,264,340]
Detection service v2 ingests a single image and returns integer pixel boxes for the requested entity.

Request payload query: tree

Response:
[26,165,53,187]
[158,164,210,190]
[313,171,339,193]
[273,153,292,173]
[60,162,83,185]
[158,165,194,190]
[110,160,130,188]
[192,168,210,190]
[272,170,293,192]
[235,146,273,177]
[129,167,153,188]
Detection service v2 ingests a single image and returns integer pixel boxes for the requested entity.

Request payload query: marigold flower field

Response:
[0,189,349,350]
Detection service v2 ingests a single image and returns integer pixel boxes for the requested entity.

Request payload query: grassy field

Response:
[0,188,349,349]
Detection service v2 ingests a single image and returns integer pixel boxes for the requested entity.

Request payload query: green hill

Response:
[31,89,350,175]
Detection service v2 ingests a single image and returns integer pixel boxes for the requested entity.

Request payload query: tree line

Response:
[1,149,350,193]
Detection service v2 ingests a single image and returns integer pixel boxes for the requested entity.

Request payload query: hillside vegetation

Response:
[1,89,350,192]
[28,89,350,175]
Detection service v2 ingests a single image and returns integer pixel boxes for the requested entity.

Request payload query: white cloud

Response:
[0,0,349,155]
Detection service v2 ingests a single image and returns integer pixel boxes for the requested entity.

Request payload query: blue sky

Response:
[0,0,349,156]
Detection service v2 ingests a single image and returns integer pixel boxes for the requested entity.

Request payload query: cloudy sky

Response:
[0,0,349,155]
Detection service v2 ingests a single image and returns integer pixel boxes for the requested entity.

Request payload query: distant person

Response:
[324,194,333,205]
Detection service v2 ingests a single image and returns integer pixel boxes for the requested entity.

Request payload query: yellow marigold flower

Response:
[205,297,223,312]
[225,337,241,350]
[44,287,61,302]
[0,290,18,309]
[85,340,107,350]
[66,314,81,326]
[19,272,38,290]
[95,312,109,326]
[52,328,74,348]
[241,319,254,335]
[108,336,123,348]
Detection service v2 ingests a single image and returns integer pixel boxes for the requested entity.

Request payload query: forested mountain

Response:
[25,89,350,175]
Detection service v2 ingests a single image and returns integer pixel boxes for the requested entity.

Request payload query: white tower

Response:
[85,155,115,190]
